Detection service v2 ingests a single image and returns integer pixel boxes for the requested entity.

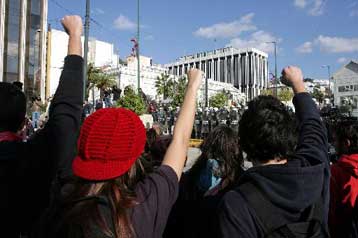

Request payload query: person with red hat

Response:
[38,69,203,238]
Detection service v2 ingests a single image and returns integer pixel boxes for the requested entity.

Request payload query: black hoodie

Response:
[0,55,83,237]
[218,93,329,238]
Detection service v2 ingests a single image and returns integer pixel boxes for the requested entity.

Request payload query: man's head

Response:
[0,82,27,132]
[335,120,358,155]
[239,95,298,164]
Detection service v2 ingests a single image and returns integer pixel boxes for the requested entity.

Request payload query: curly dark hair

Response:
[335,120,358,155]
[239,95,298,164]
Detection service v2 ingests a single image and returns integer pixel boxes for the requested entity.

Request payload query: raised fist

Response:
[281,66,305,93]
[61,15,83,37]
[187,69,203,90]
[281,66,303,86]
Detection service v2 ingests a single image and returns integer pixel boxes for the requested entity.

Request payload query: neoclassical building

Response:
[166,47,269,101]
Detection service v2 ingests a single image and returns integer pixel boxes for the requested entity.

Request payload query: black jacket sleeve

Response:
[27,55,83,180]
[293,92,328,166]
[292,92,330,224]
[47,55,84,179]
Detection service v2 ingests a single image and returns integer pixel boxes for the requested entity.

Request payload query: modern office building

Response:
[0,0,48,101]
[166,47,269,101]
[333,60,358,117]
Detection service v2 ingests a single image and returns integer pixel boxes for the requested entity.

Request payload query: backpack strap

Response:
[238,182,324,237]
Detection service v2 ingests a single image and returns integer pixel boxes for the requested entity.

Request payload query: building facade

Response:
[166,47,269,101]
[333,60,358,117]
[0,0,47,100]
[47,29,119,97]
[109,55,167,101]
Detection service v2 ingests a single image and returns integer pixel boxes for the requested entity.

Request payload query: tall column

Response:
[39,0,48,101]
[217,57,220,82]
[18,0,27,84]
[224,56,227,83]
[0,0,5,82]
[230,55,234,85]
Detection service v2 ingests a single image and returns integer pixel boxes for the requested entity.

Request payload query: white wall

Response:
[48,29,118,97]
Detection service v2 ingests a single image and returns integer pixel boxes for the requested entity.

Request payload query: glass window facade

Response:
[2,0,44,101]
[3,0,21,82]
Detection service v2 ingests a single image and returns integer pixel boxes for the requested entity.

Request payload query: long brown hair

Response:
[51,158,148,238]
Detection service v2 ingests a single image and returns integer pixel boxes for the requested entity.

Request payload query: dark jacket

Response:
[218,93,329,238]
[0,55,83,237]
[329,154,358,238]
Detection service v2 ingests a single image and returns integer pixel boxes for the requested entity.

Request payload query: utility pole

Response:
[322,65,331,95]
[137,0,141,93]
[84,0,90,103]
[274,41,278,98]
[266,41,278,97]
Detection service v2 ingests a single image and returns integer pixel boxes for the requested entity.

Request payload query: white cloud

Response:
[294,0,307,8]
[114,15,136,31]
[337,57,348,64]
[194,13,256,39]
[228,31,280,53]
[293,0,326,16]
[296,41,313,53]
[315,35,358,53]
[309,0,325,16]
[350,9,358,17]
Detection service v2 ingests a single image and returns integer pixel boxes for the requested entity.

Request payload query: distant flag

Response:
[131,38,138,57]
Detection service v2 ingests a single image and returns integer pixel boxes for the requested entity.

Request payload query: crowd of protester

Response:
[1,15,358,238]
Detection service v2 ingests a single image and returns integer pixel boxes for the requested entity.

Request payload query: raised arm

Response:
[281,66,328,166]
[162,69,202,179]
[46,16,84,178]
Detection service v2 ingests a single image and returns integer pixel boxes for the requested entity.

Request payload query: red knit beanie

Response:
[72,108,146,181]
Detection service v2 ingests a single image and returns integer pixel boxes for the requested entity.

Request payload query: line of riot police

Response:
[153,105,243,139]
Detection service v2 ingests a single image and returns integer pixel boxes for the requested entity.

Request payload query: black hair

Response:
[239,95,298,163]
[335,120,358,155]
[185,125,243,196]
[0,82,27,132]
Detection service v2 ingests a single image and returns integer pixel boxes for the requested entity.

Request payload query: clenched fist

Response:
[61,15,83,37]
[187,69,203,91]
[281,66,305,94]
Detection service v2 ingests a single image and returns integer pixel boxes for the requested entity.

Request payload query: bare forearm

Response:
[173,86,197,145]
[292,82,306,94]
[162,86,198,179]
[68,35,82,56]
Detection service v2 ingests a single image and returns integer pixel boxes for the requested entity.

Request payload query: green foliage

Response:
[261,88,274,96]
[311,87,324,104]
[278,88,294,102]
[155,73,176,99]
[87,63,116,99]
[210,91,229,108]
[171,76,188,108]
[116,86,147,115]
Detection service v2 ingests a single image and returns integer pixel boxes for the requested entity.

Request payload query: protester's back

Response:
[218,66,329,238]
[164,125,243,238]
[38,69,203,238]
[330,120,358,238]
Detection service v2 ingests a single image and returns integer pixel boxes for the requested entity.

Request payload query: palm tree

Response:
[87,63,116,98]
[155,73,175,100]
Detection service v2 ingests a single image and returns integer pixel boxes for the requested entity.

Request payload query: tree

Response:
[278,88,294,102]
[261,88,274,96]
[210,91,229,108]
[87,63,116,99]
[116,86,147,115]
[155,73,175,100]
[171,76,187,108]
[311,87,324,104]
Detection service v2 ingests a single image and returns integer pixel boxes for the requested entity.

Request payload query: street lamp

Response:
[321,65,331,94]
[266,41,278,97]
